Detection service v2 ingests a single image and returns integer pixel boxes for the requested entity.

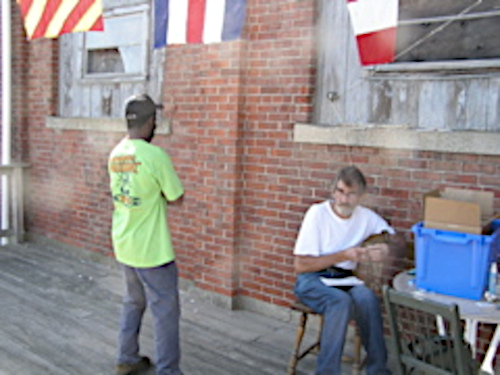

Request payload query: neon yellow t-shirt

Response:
[108,138,184,268]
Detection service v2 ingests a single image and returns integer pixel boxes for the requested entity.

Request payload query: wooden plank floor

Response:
[0,242,360,375]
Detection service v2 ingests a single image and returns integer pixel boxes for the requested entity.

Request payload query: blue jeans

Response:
[295,271,390,375]
[118,261,182,375]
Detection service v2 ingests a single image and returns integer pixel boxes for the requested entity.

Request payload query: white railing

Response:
[0,163,29,244]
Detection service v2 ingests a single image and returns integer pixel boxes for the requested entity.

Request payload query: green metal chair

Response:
[382,285,480,375]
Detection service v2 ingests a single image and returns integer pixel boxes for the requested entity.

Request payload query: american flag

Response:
[347,0,398,65]
[16,0,104,40]
[154,0,246,48]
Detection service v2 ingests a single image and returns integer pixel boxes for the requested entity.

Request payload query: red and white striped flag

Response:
[154,0,246,48]
[16,0,104,40]
[347,0,398,65]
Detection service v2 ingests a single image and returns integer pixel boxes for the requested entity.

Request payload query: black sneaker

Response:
[115,356,152,375]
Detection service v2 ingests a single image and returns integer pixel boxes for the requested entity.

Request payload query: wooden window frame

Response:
[57,1,164,120]
[394,2,500,64]
[294,0,500,154]
[81,5,150,82]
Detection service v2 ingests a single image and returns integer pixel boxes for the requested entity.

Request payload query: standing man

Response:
[108,94,184,375]
[294,166,393,375]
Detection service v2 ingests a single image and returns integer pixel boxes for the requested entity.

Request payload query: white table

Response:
[393,271,500,374]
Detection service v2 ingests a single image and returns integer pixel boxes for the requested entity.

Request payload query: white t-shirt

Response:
[293,200,395,270]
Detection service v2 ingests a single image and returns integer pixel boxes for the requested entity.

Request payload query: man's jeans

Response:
[295,270,390,375]
[118,261,182,375]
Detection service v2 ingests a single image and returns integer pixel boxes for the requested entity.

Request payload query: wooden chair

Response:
[287,299,363,375]
[382,285,480,375]
[287,232,393,375]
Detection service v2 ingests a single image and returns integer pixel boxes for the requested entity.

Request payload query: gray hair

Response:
[332,166,367,193]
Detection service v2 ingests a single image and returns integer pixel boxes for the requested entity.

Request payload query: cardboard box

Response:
[424,188,494,234]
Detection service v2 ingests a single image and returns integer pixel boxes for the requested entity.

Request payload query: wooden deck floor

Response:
[0,241,363,375]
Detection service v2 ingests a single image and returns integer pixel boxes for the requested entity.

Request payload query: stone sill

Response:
[365,59,500,75]
[46,116,171,134]
[294,123,500,156]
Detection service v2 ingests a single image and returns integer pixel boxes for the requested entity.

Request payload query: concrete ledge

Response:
[235,295,293,322]
[179,283,294,322]
[294,123,500,155]
[46,116,171,134]
[179,279,237,311]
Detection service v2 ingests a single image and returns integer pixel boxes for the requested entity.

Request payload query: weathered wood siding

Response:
[314,0,500,131]
[58,0,164,119]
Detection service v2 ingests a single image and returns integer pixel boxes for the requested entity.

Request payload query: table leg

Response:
[463,318,478,357]
[480,325,500,375]
[436,315,445,336]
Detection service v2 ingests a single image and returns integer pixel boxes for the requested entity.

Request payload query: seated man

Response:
[294,166,394,375]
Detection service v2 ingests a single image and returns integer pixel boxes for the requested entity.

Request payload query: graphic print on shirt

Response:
[110,155,142,207]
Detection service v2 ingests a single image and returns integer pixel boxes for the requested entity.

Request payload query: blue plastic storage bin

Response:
[412,220,500,300]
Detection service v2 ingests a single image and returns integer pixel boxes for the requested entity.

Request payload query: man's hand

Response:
[294,244,388,274]
[343,246,366,262]
[294,246,364,274]
[359,243,389,262]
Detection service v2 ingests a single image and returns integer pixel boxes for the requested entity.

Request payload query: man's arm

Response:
[155,148,184,203]
[167,194,184,205]
[361,232,407,262]
[294,247,363,274]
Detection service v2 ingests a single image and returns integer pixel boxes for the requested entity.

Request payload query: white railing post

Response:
[1,0,12,245]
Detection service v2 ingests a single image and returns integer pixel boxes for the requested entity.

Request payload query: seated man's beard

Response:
[336,204,355,217]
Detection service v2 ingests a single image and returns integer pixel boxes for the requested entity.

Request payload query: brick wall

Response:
[236,6,316,307]
[157,41,246,297]
[9,0,500,360]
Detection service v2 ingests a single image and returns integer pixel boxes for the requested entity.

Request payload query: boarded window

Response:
[396,0,500,62]
[312,0,500,133]
[84,10,148,78]
[58,1,164,119]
